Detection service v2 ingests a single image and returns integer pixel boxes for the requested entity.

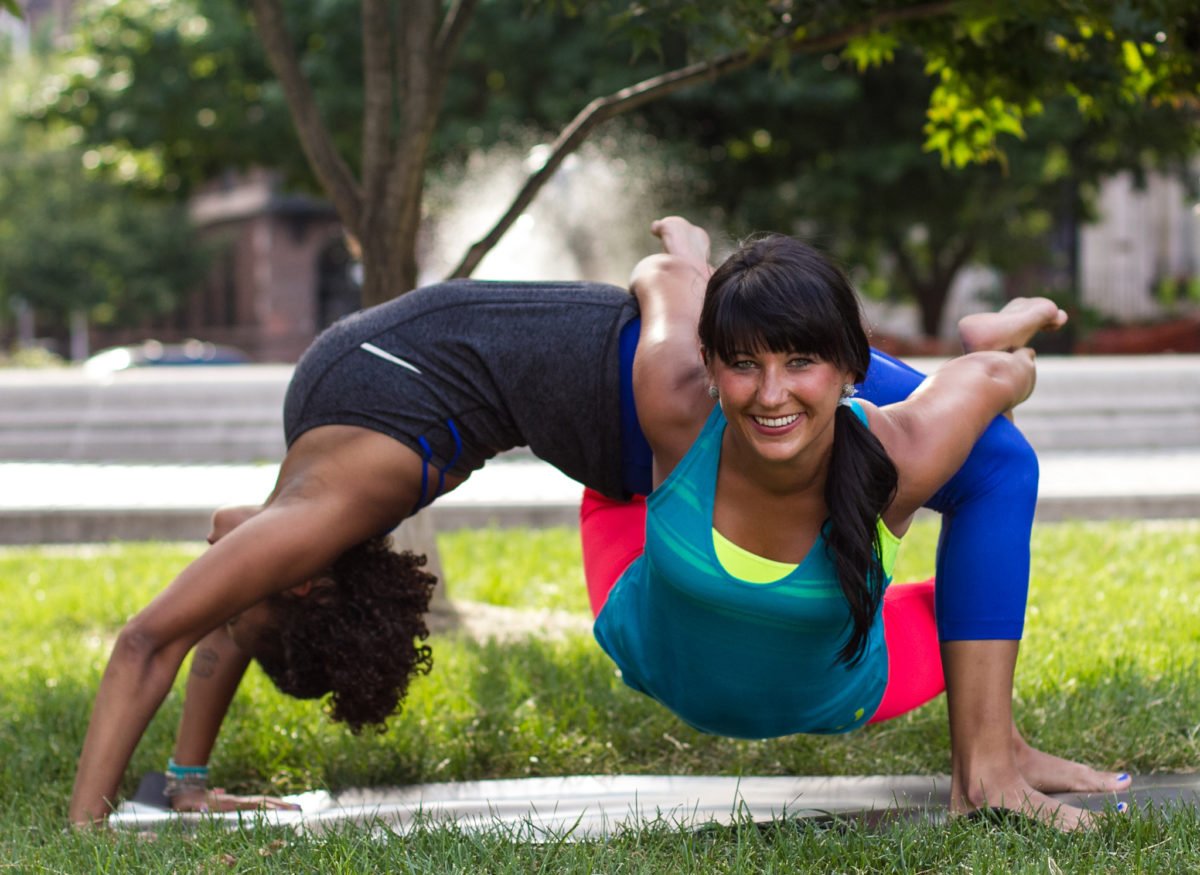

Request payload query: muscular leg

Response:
[858,349,1033,641]
[861,348,1127,827]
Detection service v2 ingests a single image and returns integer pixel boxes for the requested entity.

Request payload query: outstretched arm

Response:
[166,625,250,810]
[167,623,302,813]
[70,428,424,824]
[165,504,305,813]
[68,485,396,823]
[629,217,715,484]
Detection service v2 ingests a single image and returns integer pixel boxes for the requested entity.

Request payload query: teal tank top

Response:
[593,402,892,739]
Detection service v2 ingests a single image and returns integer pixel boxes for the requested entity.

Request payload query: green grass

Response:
[2,520,1199,871]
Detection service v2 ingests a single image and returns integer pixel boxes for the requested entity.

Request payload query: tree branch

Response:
[361,0,394,203]
[390,0,479,237]
[886,231,925,296]
[249,0,363,235]
[943,232,977,282]
[448,0,963,278]
[435,0,479,62]
[424,0,480,144]
[386,0,440,228]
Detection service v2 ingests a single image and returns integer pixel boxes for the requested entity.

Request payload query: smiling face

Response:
[708,348,851,465]
[699,235,870,467]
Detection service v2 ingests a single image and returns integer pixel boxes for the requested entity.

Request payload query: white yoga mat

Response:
[109,772,1192,836]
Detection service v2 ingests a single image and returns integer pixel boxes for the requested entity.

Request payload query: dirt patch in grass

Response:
[428,598,592,643]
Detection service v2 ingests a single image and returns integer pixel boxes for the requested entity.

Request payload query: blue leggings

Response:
[617,320,1036,641]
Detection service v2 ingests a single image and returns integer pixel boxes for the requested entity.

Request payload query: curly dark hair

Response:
[252,536,437,733]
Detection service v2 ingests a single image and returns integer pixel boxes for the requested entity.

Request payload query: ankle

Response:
[952,752,1026,809]
[1010,730,1035,763]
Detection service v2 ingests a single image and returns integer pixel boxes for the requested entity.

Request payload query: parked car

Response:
[84,340,251,374]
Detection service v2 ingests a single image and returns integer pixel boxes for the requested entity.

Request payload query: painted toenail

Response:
[1117,801,1129,813]
[1117,773,1130,782]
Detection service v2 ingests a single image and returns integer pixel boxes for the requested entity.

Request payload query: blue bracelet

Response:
[166,757,209,778]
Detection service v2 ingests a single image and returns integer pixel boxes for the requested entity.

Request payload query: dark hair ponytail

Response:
[825,403,897,665]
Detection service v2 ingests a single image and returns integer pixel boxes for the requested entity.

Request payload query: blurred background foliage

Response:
[1,0,1197,344]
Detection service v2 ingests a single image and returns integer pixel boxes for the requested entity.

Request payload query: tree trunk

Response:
[255,0,961,303]
[359,208,421,306]
[913,280,955,338]
[889,232,976,338]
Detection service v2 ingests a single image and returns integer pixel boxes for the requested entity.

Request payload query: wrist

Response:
[165,757,209,799]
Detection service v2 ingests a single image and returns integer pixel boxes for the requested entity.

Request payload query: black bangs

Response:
[704,273,853,367]
[699,236,870,379]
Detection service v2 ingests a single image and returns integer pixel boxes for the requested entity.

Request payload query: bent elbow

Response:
[112,618,164,664]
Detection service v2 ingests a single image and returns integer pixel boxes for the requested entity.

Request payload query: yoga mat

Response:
[111,772,1198,836]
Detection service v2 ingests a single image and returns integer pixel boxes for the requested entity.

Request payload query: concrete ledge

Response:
[0,505,581,546]
[2,356,1199,463]
[1034,495,1200,522]
[6,493,1200,546]
[0,509,217,544]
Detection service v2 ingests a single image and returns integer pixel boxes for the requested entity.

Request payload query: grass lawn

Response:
[1,519,1199,871]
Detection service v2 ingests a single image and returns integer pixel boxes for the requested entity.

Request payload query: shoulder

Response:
[851,400,923,535]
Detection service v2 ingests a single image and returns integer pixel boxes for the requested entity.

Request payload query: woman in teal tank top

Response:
[590,217,1127,830]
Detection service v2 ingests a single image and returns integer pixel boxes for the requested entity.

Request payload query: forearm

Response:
[630,257,706,392]
[174,626,251,767]
[69,632,190,823]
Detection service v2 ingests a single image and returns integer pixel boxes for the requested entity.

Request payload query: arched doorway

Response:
[316,237,362,330]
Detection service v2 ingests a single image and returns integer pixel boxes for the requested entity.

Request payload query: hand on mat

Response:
[170,787,301,814]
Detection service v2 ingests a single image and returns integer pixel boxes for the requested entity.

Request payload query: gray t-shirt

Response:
[284,279,639,499]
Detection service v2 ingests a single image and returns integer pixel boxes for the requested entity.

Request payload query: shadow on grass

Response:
[212,638,1200,794]
[4,638,1197,828]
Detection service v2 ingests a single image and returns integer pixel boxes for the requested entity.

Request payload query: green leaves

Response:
[842,30,900,72]
[0,146,210,328]
[923,64,1037,168]
[23,0,354,196]
[0,0,23,20]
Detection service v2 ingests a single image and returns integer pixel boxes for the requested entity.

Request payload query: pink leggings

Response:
[581,489,945,724]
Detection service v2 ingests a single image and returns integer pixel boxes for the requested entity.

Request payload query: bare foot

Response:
[651,216,712,277]
[958,297,1068,353]
[951,776,1101,831]
[1014,734,1131,795]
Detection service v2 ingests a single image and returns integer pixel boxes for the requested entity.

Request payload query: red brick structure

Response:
[92,170,357,363]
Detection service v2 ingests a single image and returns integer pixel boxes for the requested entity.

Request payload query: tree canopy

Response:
[21,0,1200,320]
[0,140,209,337]
[647,49,1199,334]
[0,13,210,344]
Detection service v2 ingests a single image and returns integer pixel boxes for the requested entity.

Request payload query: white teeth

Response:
[753,414,799,427]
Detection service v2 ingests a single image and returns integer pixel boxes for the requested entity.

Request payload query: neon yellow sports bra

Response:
[713,520,901,584]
